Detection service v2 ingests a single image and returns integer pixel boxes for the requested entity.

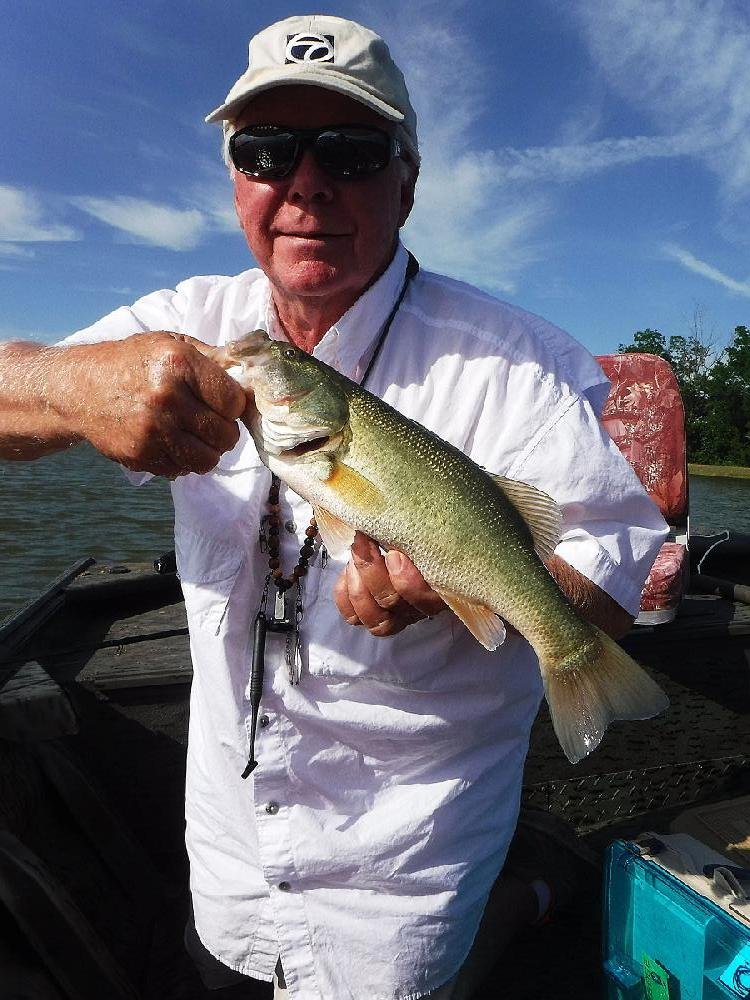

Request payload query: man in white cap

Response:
[0,14,666,999]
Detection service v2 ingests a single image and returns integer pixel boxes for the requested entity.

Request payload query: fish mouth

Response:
[282,430,343,459]
[285,435,330,457]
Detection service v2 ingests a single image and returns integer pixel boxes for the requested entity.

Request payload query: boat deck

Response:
[1,562,750,998]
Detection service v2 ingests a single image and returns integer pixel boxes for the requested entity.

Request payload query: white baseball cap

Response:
[205,14,418,153]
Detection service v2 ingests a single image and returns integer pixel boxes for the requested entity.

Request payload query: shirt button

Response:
[259,714,270,728]
[265,801,280,815]
[278,881,291,892]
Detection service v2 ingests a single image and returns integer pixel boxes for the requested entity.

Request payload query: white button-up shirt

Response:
[62,244,667,999]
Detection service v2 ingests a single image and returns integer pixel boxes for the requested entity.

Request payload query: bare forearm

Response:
[545,554,634,640]
[0,342,82,459]
[0,333,248,475]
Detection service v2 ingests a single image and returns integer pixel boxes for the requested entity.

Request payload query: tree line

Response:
[617,324,750,467]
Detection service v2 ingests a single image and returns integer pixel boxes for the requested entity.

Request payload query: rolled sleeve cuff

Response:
[122,468,155,486]
[554,531,647,618]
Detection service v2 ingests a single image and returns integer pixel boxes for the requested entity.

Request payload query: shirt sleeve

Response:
[57,287,188,347]
[509,391,668,617]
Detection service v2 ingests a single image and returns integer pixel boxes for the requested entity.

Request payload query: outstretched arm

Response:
[0,333,247,477]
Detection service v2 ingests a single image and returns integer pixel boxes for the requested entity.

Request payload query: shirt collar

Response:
[262,242,410,381]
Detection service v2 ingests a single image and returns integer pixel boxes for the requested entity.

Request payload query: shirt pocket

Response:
[307,577,460,690]
[175,522,246,633]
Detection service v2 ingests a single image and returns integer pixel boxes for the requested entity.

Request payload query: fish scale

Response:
[218,329,670,763]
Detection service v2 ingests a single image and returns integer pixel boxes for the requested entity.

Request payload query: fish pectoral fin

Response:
[312,506,357,559]
[324,462,387,514]
[489,475,562,563]
[432,587,507,651]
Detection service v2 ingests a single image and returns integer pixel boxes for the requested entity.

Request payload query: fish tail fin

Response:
[542,627,669,764]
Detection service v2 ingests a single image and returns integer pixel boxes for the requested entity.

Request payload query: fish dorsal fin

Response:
[325,462,387,515]
[490,475,562,563]
[312,506,357,559]
[432,586,507,651]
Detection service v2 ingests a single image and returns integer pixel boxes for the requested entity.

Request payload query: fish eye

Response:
[283,348,297,359]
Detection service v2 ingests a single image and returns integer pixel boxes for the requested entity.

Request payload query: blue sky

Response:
[2,0,750,357]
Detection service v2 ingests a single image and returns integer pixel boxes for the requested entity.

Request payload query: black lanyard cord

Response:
[360,250,419,389]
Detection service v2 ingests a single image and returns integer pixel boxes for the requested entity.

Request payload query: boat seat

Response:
[595,353,689,625]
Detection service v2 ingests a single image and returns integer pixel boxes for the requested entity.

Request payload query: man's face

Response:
[231,86,416,312]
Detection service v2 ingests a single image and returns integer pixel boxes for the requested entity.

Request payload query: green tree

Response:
[617,329,668,356]
[706,326,750,465]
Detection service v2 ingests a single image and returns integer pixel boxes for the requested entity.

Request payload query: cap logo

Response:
[285,33,334,64]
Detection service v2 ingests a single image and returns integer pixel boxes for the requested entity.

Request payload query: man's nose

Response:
[286,146,334,203]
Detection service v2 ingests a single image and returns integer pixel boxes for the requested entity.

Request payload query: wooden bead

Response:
[262,475,317,593]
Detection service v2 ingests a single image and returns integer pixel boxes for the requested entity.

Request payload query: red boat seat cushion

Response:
[638,542,690,621]
[595,354,689,623]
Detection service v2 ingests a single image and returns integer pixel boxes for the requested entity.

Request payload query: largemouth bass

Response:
[216,329,668,763]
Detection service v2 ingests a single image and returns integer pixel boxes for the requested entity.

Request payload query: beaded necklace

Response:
[242,252,419,778]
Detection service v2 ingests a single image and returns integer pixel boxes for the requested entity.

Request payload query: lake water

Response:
[0,445,174,623]
[1,446,749,624]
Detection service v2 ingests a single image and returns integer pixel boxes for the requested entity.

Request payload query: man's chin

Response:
[271,255,356,297]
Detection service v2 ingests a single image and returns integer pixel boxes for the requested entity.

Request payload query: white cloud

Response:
[662,243,750,297]
[484,131,706,186]
[353,1,551,293]
[570,0,750,227]
[183,160,244,236]
[354,1,720,294]
[0,244,34,259]
[0,185,79,255]
[72,196,207,250]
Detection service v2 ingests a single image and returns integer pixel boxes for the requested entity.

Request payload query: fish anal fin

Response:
[432,586,506,651]
[312,506,356,559]
[542,627,669,763]
[325,463,387,515]
[490,475,562,563]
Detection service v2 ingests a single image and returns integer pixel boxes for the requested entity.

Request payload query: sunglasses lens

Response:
[315,129,392,178]
[231,130,298,178]
[230,127,395,179]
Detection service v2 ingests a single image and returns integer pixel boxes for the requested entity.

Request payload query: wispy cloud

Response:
[183,158,244,236]
[570,0,750,236]
[484,131,706,186]
[0,185,79,256]
[72,196,207,250]
[662,243,750,298]
[356,1,551,294]
[355,1,719,294]
[0,244,34,259]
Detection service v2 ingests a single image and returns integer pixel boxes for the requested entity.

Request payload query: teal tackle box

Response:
[604,834,750,999]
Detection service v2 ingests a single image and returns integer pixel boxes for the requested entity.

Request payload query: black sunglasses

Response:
[229,124,404,180]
